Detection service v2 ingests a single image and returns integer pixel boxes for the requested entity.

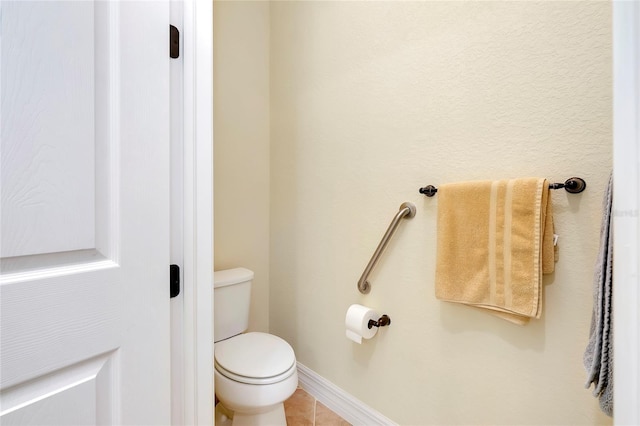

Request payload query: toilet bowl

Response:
[214,332,298,426]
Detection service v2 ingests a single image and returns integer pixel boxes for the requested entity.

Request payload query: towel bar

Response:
[357,202,416,294]
[419,177,587,197]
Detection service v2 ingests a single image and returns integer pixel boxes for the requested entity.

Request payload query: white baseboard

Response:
[296,362,397,426]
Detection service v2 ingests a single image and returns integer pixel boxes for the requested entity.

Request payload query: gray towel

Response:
[583,173,613,416]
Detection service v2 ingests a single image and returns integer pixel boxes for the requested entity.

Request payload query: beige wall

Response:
[269,2,612,425]
[213,1,270,333]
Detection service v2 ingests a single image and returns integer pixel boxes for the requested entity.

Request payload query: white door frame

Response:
[613,1,640,424]
[181,1,214,425]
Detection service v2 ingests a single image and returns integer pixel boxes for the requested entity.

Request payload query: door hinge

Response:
[170,25,179,59]
[170,264,180,298]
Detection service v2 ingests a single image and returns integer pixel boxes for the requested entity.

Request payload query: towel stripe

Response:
[533,180,544,317]
[503,179,515,309]
[488,181,499,305]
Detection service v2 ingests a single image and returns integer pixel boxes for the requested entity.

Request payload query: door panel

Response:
[0,1,171,424]
[1,1,96,258]
[1,353,116,426]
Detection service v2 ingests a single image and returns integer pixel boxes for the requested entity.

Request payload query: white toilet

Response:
[214,268,298,426]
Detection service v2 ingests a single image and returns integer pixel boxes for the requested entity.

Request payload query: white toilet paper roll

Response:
[345,304,379,344]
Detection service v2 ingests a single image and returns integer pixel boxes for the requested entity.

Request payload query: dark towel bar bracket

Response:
[419,177,586,197]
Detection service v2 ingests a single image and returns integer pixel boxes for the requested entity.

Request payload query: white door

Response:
[0,2,171,425]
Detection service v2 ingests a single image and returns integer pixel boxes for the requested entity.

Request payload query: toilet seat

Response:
[215,359,297,385]
[214,332,296,385]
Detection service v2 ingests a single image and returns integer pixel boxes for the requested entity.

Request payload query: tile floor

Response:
[284,388,351,426]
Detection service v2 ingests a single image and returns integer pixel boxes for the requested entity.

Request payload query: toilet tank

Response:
[214,267,254,342]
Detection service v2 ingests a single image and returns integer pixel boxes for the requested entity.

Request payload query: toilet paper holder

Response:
[368,315,391,329]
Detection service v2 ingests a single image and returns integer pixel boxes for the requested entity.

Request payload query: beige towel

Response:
[435,178,555,325]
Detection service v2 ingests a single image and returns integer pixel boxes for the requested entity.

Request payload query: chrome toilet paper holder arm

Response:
[368,315,391,329]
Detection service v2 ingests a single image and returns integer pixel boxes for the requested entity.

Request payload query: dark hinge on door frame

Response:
[170,25,179,58]
[170,264,180,298]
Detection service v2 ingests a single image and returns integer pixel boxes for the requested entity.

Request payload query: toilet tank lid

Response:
[214,267,254,288]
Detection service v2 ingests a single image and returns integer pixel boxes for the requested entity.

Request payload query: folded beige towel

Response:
[435,178,555,325]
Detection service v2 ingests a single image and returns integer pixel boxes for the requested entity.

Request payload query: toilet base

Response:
[215,402,287,426]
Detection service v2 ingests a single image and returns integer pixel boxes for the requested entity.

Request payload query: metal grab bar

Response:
[357,202,416,294]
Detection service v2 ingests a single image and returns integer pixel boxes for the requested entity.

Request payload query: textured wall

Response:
[269,2,612,424]
[213,1,270,333]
